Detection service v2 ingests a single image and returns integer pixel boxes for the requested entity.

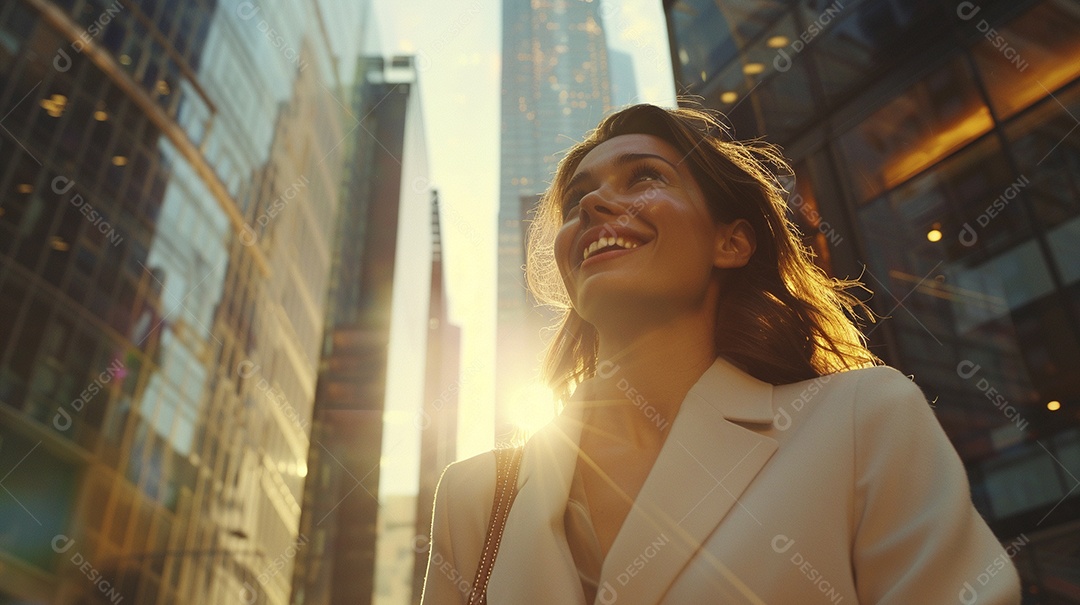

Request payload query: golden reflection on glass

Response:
[973,1,1080,119]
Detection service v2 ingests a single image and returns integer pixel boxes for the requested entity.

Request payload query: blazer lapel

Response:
[487,398,589,604]
[595,358,779,605]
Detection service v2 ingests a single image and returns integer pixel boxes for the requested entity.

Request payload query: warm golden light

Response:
[94,109,108,121]
[155,80,171,95]
[743,62,766,75]
[1047,400,1061,411]
[927,223,943,242]
[40,94,67,117]
[112,155,128,166]
[767,36,789,48]
[49,236,69,251]
[504,381,557,443]
[720,91,738,104]
[16,183,33,194]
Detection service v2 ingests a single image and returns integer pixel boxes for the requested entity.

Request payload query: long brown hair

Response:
[526,103,880,404]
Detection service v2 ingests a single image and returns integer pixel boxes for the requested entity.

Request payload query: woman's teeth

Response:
[583,236,639,261]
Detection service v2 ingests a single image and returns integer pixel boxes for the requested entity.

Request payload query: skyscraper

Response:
[497,0,613,437]
[665,0,1080,596]
[0,1,359,603]
[289,55,434,605]
[607,48,639,108]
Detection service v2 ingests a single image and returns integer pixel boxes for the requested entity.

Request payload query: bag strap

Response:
[467,445,525,605]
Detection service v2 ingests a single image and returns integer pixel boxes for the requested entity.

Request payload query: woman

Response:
[420,104,1022,604]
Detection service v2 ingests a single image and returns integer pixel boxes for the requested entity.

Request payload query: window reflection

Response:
[973,0,1080,120]
[840,58,993,202]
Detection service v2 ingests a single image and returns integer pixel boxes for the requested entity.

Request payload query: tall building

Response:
[607,48,639,108]
[665,0,1080,597]
[410,190,460,605]
[497,0,613,438]
[0,1,359,603]
[289,55,435,605]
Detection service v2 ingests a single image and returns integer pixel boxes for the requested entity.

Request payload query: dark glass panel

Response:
[839,57,992,202]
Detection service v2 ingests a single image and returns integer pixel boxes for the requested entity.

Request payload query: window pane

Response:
[973,0,1080,120]
[839,58,992,202]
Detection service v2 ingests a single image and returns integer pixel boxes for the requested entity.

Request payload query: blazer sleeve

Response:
[850,368,1022,605]
[420,452,496,605]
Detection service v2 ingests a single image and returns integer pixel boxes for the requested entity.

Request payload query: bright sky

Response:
[376,0,676,491]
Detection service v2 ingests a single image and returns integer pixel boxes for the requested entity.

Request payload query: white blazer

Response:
[420,357,1022,604]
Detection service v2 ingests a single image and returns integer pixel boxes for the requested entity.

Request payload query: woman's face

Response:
[554,133,745,322]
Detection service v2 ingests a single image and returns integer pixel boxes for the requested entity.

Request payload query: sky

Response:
[375,0,676,492]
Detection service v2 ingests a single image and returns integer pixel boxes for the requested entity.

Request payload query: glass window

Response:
[839,57,993,202]
[670,0,789,87]
[813,0,950,103]
[973,0,1080,120]
[1006,80,1080,290]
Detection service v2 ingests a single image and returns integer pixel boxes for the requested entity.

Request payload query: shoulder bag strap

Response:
[466,444,525,605]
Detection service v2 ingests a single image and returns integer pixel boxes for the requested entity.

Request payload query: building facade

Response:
[0,0,359,602]
[665,0,1080,599]
[288,55,436,605]
[496,0,613,438]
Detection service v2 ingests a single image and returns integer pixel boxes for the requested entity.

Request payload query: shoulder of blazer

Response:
[436,449,498,564]
[770,364,922,418]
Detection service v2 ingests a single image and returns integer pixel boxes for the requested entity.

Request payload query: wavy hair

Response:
[526,103,880,404]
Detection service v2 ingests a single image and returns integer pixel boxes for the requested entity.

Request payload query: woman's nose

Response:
[578,187,619,224]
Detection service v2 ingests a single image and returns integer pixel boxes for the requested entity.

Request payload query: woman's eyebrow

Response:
[564,152,677,193]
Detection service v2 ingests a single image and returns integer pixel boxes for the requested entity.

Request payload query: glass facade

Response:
[667,0,1080,600]
[0,0,361,603]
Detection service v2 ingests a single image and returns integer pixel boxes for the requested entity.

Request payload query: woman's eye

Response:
[561,192,583,218]
[629,165,663,186]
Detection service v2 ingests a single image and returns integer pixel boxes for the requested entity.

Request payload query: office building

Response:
[665,0,1080,597]
[288,55,436,605]
[0,1,359,602]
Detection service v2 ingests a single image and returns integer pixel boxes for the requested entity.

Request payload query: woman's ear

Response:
[713,218,756,269]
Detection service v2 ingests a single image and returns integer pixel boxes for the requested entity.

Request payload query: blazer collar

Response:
[488,356,779,605]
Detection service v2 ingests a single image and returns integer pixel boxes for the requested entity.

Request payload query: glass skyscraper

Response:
[496,0,613,438]
[666,0,1080,599]
[0,0,362,602]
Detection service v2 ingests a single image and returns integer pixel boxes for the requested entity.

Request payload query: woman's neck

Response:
[576,308,718,450]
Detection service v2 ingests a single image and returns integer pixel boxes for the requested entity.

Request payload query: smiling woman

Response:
[420,104,1022,605]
